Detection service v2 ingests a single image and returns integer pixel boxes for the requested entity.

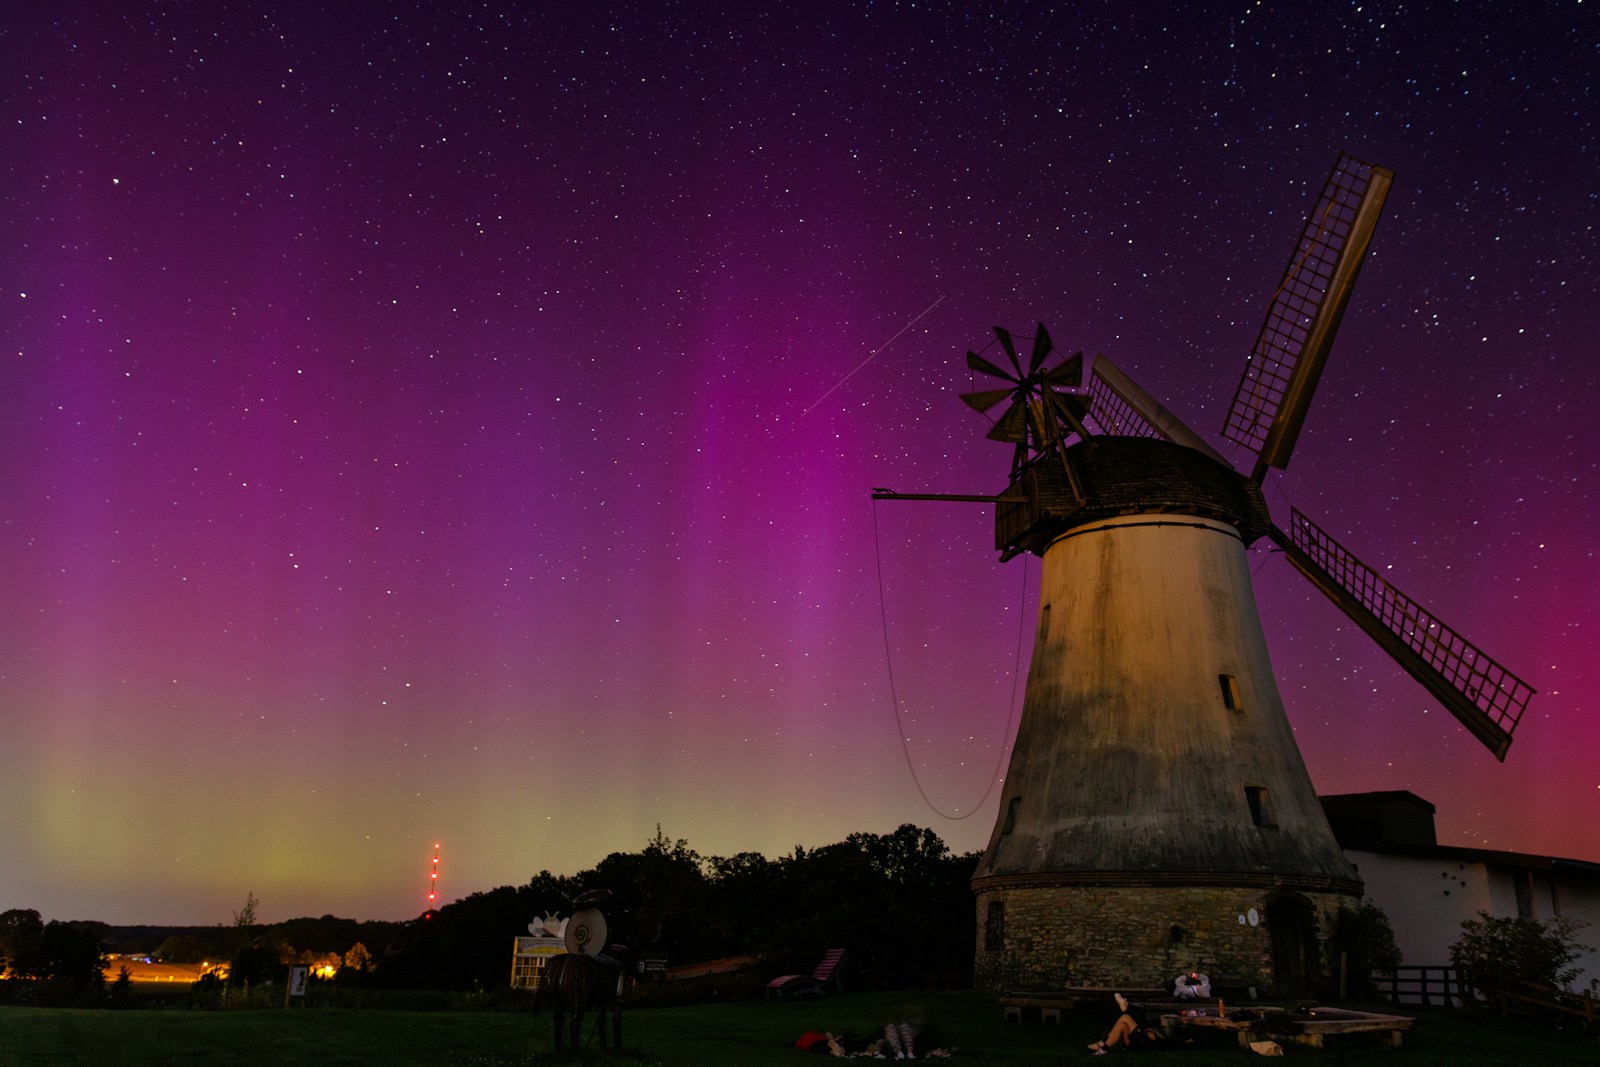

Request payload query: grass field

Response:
[1,989,1594,1065]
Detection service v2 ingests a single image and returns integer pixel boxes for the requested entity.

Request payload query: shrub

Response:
[1450,911,1591,993]
[1327,898,1402,1000]
[109,966,134,1008]
[229,945,285,989]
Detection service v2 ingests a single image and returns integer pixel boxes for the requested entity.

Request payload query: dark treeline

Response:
[2,824,980,1002]
[381,824,980,992]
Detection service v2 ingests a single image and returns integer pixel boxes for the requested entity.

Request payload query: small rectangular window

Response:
[1002,795,1022,835]
[1244,786,1275,827]
[1219,674,1243,711]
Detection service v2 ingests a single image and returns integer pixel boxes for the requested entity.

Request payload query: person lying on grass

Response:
[1087,993,1164,1055]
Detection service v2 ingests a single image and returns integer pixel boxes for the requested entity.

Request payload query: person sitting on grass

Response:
[1087,993,1163,1055]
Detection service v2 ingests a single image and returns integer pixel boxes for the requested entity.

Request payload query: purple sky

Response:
[3,3,1596,926]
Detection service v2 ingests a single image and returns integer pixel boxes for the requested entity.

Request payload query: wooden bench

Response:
[1163,1006,1414,1049]
[1001,987,1166,1024]
[1001,995,1066,1025]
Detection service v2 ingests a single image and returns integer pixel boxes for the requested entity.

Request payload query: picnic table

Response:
[1162,1005,1415,1048]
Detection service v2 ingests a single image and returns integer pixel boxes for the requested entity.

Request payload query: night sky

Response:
[4,3,1595,926]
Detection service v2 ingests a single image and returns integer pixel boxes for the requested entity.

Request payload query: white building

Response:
[1323,791,1600,995]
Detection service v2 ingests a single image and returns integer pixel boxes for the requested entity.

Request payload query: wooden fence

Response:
[1370,966,1463,1007]
[1474,977,1598,1035]
[1372,967,1598,1034]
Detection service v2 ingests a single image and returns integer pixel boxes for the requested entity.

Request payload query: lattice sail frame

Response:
[1086,367,1163,440]
[1278,508,1533,760]
[1081,356,1233,465]
[1223,153,1393,479]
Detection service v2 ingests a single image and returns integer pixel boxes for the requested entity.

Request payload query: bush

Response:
[1328,898,1402,1000]
[1450,911,1592,993]
[109,967,134,1008]
[229,945,285,989]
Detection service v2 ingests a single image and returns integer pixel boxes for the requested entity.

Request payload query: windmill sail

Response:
[1271,508,1533,761]
[1089,356,1230,464]
[1223,153,1394,481]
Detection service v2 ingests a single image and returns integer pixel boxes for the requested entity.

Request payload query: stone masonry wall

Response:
[974,882,1352,994]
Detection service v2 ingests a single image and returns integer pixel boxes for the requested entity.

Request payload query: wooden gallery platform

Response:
[1162,1006,1415,1049]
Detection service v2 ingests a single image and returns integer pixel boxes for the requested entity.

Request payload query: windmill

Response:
[883,154,1534,994]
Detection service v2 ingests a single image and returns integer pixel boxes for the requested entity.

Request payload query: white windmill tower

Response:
[881,154,1534,995]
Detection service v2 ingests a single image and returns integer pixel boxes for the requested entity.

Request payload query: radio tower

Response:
[424,843,441,917]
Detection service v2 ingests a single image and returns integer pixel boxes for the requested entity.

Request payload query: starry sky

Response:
[3,2,1596,926]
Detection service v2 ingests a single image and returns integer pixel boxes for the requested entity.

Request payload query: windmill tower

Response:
[913,154,1534,994]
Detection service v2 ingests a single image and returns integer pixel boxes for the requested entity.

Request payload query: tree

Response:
[154,934,205,963]
[377,879,575,990]
[0,908,44,974]
[1450,911,1592,993]
[333,824,981,993]
[705,851,787,956]
[592,826,710,959]
[27,921,108,987]
[836,827,979,985]
[233,891,260,928]
[343,942,373,972]
[847,824,951,887]
[229,943,283,989]
[109,965,134,1007]
[1327,899,1402,1000]
[782,841,894,954]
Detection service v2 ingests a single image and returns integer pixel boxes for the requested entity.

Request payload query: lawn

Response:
[0,990,1593,1065]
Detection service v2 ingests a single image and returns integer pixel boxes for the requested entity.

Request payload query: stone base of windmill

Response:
[972,879,1357,997]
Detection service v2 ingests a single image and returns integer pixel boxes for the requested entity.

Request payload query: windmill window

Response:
[1219,674,1243,711]
[1002,796,1022,835]
[1244,786,1276,827]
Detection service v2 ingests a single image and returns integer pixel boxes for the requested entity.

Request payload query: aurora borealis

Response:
[3,2,1595,925]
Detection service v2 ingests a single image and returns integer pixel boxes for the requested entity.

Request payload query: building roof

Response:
[1321,790,1600,883]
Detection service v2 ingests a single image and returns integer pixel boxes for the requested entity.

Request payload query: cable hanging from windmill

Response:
[871,496,1025,821]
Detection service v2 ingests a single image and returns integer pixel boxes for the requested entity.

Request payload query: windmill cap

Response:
[996,436,1273,557]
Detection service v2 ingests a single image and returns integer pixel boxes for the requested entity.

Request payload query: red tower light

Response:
[425,843,441,913]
